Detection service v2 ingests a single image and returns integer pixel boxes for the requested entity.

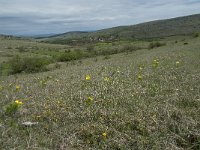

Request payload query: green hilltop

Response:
[43,14,200,45]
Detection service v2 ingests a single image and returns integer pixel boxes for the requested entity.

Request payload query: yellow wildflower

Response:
[0,85,3,91]
[154,59,159,63]
[102,132,107,137]
[85,96,93,105]
[176,61,180,65]
[40,80,46,86]
[104,77,109,82]
[139,64,145,70]
[15,100,23,105]
[16,85,21,91]
[86,75,91,80]
[152,59,159,68]
[87,97,93,102]
[137,75,142,80]
[153,59,159,62]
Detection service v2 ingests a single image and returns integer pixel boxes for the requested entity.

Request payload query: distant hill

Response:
[48,31,89,38]
[43,14,200,44]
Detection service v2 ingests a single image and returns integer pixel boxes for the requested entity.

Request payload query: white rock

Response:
[22,121,39,126]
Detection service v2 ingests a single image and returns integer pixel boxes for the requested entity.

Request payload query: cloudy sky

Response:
[0,0,200,35]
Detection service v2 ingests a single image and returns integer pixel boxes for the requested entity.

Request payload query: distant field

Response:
[0,35,200,149]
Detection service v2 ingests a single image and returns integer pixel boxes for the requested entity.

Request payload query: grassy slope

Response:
[93,14,200,39]
[0,38,71,63]
[0,36,200,149]
[44,14,200,43]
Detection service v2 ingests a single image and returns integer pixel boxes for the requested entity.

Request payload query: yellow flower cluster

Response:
[139,67,143,70]
[137,75,142,80]
[85,96,93,105]
[104,77,109,82]
[16,85,21,91]
[152,59,159,68]
[15,100,23,105]
[86,75,91,80]
[88,96,93,102]
[102,132,107,137]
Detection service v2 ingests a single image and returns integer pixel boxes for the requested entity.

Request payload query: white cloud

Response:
[0,0,199,35]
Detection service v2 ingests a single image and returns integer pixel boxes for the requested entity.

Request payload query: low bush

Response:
[148,41,166,49]
[193,32,200,38]
[121,44,141,52]
[56,51,83,62]
[0,55,53,75]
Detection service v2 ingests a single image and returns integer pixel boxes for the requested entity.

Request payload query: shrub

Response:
[86,45,94,52]
[0,63,11,75]
[56,51,83,62]
[121,45,141,52]
[104,55,111,60]
[7,47,12,49]
[122,45,134,52]
[193,32,199,38]
[148,42,166,49]
[5,101,23,116]
[0,55,53,75]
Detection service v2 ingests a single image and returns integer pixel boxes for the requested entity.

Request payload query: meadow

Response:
[0,35,200,149]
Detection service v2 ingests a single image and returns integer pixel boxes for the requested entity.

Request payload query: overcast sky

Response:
[0,0,200,35]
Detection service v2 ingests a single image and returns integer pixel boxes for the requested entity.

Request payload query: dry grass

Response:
[0,36,200,149]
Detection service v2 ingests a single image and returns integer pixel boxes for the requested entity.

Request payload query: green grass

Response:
[0,37,149,75]
[0,36,200,149]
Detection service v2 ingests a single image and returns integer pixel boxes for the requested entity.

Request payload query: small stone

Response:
[22,121,39,127]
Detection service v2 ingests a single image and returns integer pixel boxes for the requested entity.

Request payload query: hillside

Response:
[1,11,200,149]
[43,14,200,45]
[47,31,89,39]
[93,14,200,39]
[1,35,200,149]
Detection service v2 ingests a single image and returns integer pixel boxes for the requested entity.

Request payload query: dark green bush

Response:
[56,51,83,62]
[86,45,94,52]
[193,32,199,38]
[0,63,11,75]
[104,55,111,60]
[121,45,141,52]
[0,55,53,75]
[148,42,166,49]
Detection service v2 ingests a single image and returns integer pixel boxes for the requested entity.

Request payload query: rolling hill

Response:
[43,14,200,45]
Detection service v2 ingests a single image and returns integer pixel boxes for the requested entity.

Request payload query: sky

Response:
[0,0,200,35]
